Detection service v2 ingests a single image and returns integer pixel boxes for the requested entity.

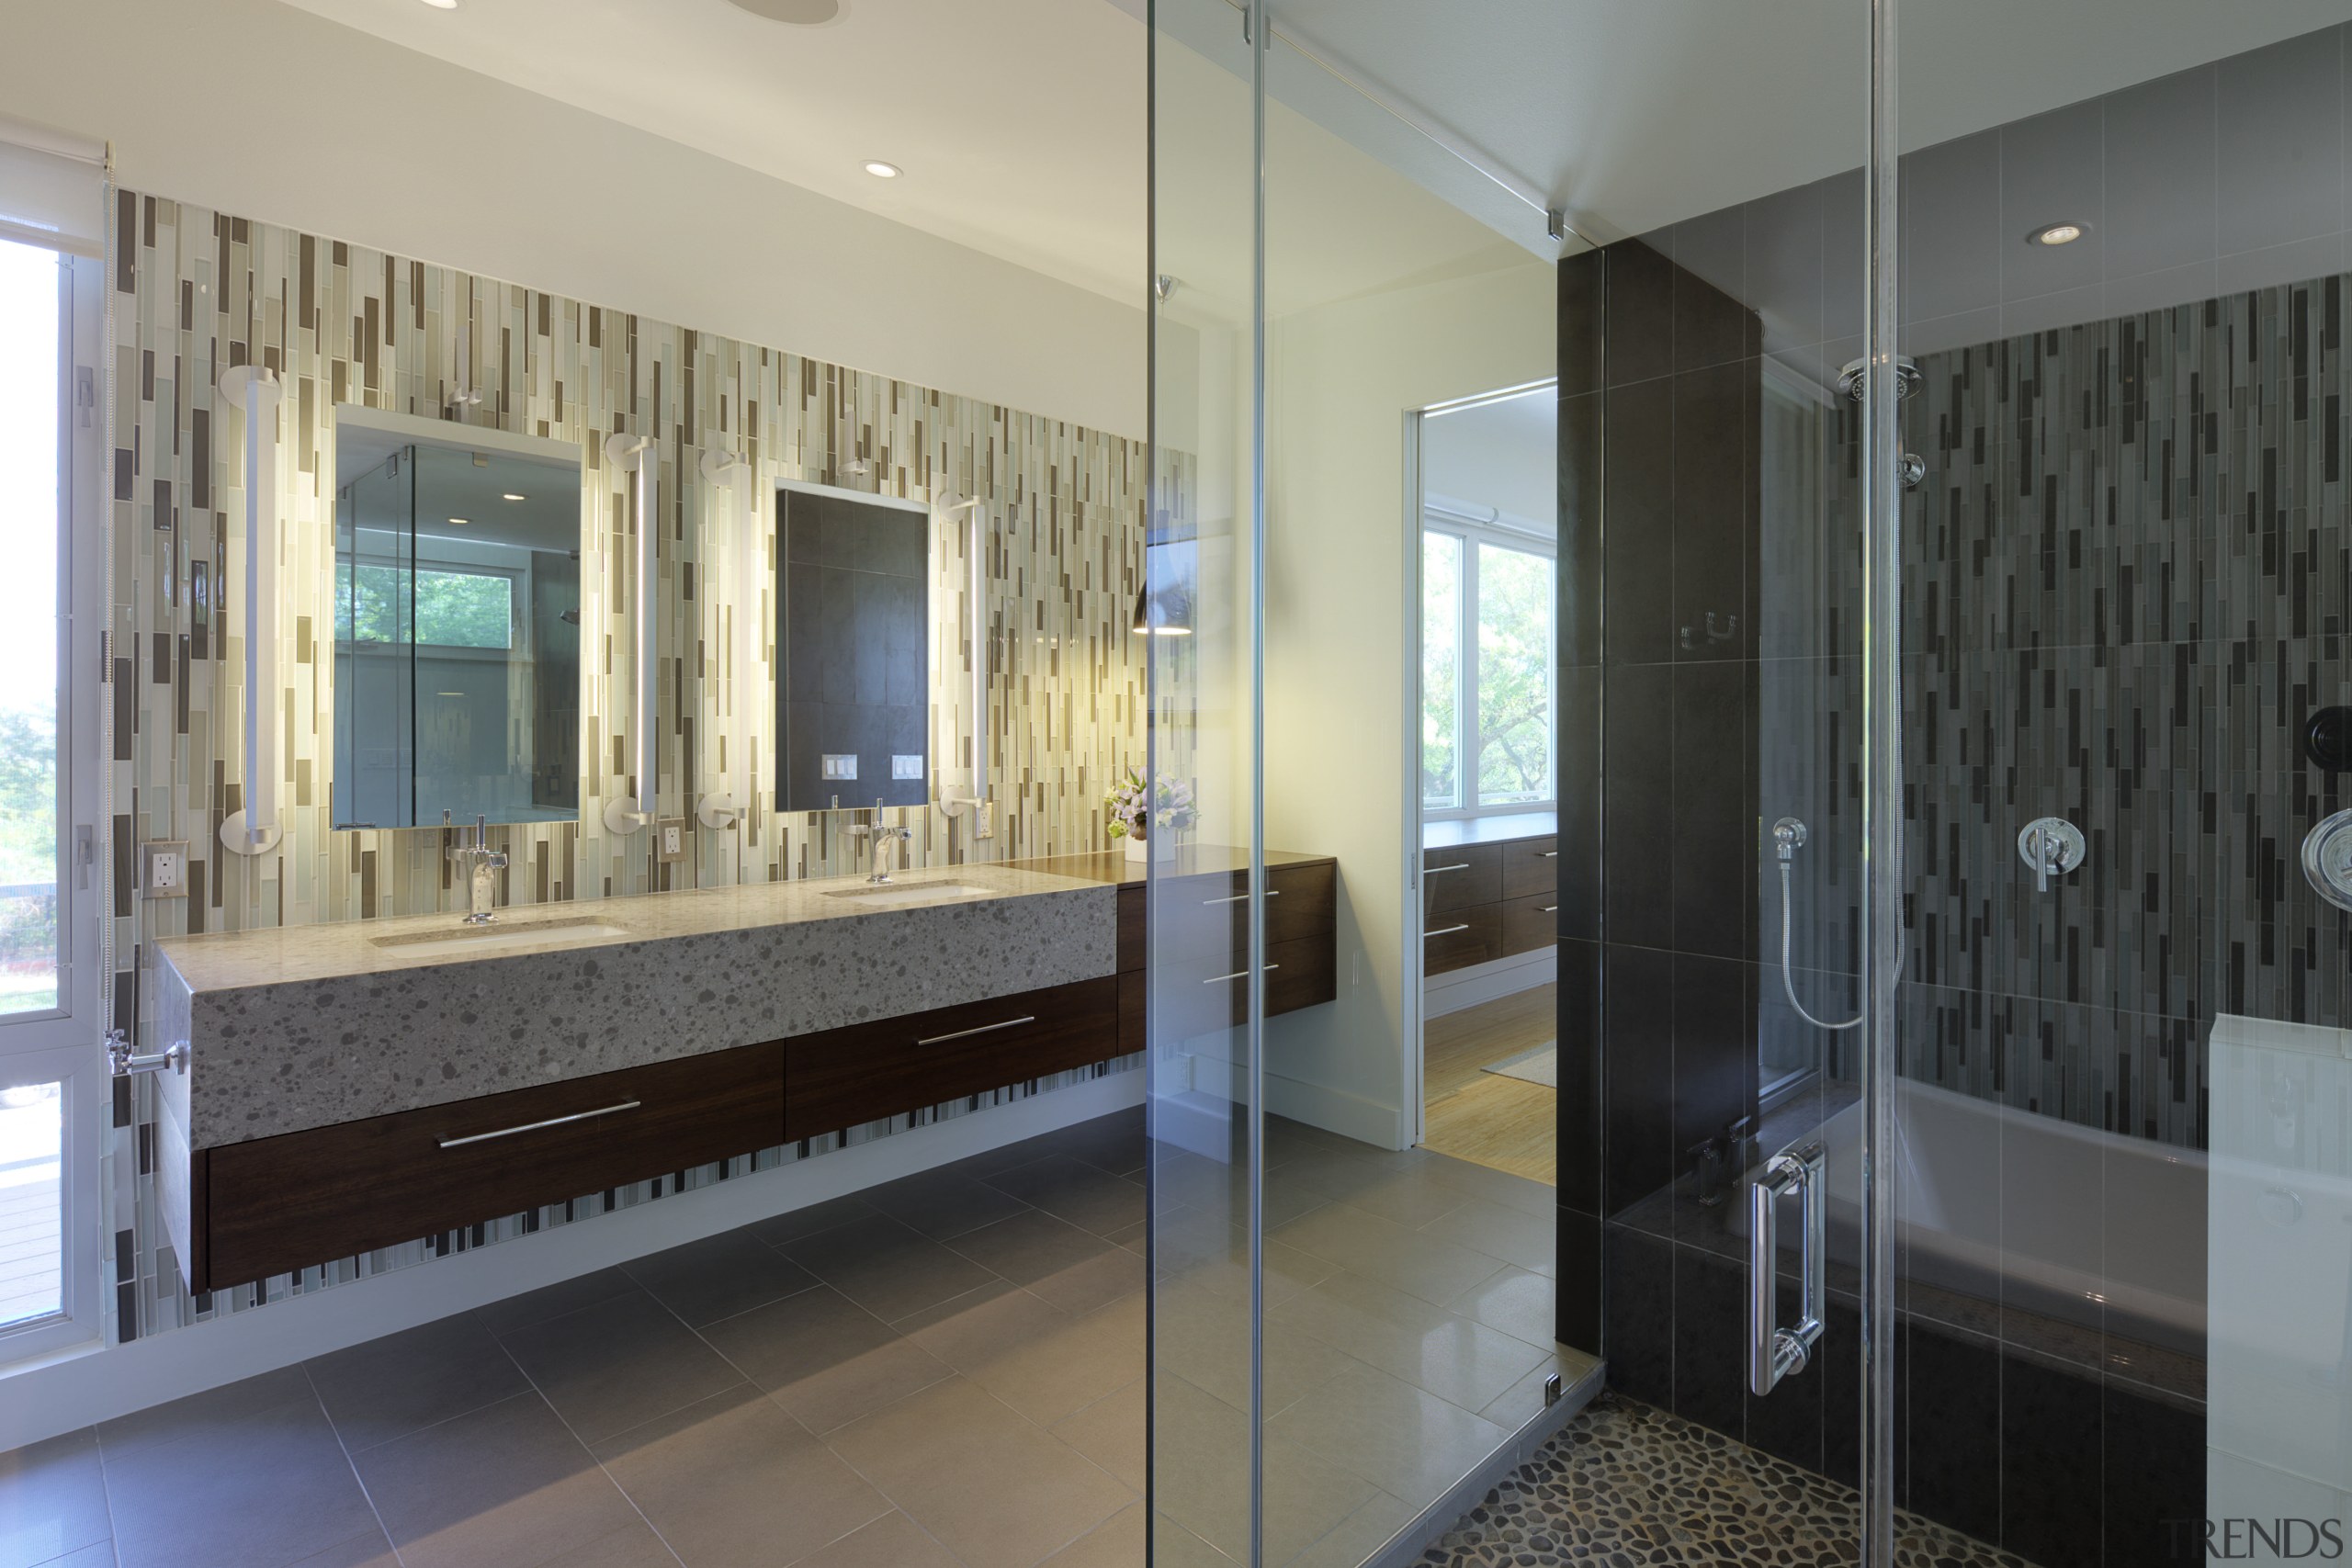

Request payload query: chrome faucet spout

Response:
[450,814,508,924]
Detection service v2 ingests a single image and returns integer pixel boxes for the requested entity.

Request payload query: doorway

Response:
[1410,383,1558,1186]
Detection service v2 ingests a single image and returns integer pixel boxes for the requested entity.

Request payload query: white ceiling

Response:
[277,0,2352,328]
[1422,388,1555,533]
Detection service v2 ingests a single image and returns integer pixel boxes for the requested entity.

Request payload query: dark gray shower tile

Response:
[1600,1223,1673,1407]
[2001,1350,2106,1568]
[1902,1320,2003,1549]
[1557,667,1601,942]
[1607,239,1676,389]
[1671,362,1750,664]
[1559,389,1602,666]
[1600,943,1676,1219]
[2218,32,2346,255]
[2106,64,2220,282]
[2000,98,2105,303]
[1669,1243,1745,1438]
[1558,251,1605,398]
[1744,176,1826,357]
[1669,660,1755,960]
[1602,377,1676,667]
[1557,938,1604,1216]
[1603,663,1674,951]
[2104,1378,2206,1567]
[1901,130,2002,325]
[1669,953,1754,1246]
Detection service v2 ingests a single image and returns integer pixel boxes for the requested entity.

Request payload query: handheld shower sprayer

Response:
[1773,816,1862,1032]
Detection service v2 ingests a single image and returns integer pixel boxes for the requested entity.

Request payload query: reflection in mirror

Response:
[331,410,584,829]
[774,484,931,813]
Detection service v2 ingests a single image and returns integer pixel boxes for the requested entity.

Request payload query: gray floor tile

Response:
[1151,1375,1374,1565]
[590,1385,889,1568]
[474,1267,644,1337]
[1422,1195,1555,1274]
[1265,1364,1509,1504]
[306,1311,530,1452]
[496,1290,744,1446]
[30,1545,118,1568]
[1272,1201,1504,1306]
[1269,1270,1547,1413]
[288,1531,400,1568]
[790,1511,960,1568]
[1037,1501,1145,1567]
[1444,1266,1558,1351]
[350,1392,641,1568]
[779,1215,1001,1322]
[697,1283,954,1434]
[1041,1111,1148,1178]
[863,1168,1034,1242]
[1048,1380,1145,1494]
[978,1156,1148,1237]
[92,1365,313,1460]
[1420,1153,1555,1220]
[1154,1280,1363,1419]
[531,1520,680,1568]
[0,1427,109,1568]
[1281,1488,1416,1568]
[103,1389,379,1568]
[947,1210,1140,1315]
[747,1195,882,1249]
[825,1377,1131,1568]
[902,1280,1140,1427]
[1477,1348,1596,1429]
[623,1229,820,1327]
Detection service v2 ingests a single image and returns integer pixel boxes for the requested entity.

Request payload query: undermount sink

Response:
[369,919,632,958]
[821,881,996,908]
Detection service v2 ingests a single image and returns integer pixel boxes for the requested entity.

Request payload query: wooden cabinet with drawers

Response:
[1423,827,1556,976]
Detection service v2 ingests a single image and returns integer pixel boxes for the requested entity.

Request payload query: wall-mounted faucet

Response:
[2017,818,2086,894]
[447,812,509,923]
[849,799,912,884]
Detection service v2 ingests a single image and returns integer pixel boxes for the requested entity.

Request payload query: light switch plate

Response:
[141,840,190,898]
[656,818,688,863]
[820,753,858,781]
[891,753,924,780]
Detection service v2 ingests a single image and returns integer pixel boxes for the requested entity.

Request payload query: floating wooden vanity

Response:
[1420,812,1557,976]
[150,850,1338,1293]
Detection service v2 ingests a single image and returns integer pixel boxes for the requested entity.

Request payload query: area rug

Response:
[1479,1042,1557,1089]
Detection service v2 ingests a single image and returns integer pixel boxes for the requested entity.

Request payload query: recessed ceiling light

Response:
[2030,221,2086,247]
[502,492,526,502]
[447,517,469,526]
[865,161,902,179]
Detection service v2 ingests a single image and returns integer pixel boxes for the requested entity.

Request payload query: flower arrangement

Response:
[1104,766,1197,842]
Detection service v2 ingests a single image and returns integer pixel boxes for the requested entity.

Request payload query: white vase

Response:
[1123,832,1178,863]
[1124,833,1148,863]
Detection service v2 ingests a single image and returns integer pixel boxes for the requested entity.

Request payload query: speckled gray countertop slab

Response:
[152,867,1117,1149]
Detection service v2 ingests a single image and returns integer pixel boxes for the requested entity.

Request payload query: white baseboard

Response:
[0,1071,1143,1454]
[1262,1072,1403,1150]
[1421,948,1555,1019]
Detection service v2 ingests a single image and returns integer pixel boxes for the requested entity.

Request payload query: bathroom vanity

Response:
[149,850,1338,1293]
[1420,811,1557,975]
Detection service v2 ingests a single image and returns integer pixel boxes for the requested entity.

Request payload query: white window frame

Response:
[1420,507,1558,823]
[0,243,107,1360]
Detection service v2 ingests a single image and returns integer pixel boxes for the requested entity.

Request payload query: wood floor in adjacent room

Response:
[1420,985,1556,1188]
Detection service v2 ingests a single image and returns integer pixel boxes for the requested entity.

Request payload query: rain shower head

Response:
[1837,355,1922,401]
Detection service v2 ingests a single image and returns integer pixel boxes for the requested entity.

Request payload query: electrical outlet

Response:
[141,840,190,898]
[656,818,688,863]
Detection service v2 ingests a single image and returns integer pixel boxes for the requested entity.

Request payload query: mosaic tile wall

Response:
[101,190,1161,1340]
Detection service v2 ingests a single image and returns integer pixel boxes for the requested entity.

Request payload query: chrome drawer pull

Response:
[917,1015,1037,1046]
[1540,851,1558,859]
[1542,906,1558,914]
[1204,964,1282,984]
[438,1100,642,1149]
[1426,862,1471,874]
[1203,889,1281,906]
[1425,923,1470,938]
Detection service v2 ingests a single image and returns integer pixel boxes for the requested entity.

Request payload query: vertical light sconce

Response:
[935,496,991,838]
[218,365,285,856]
[695,448,760,829]
[603,433,658,838]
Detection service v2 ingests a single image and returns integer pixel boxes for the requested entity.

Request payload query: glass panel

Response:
[0,1080,61,1327]
[1147,0,1264,1562]
[333,446,415,830]
[1421,531,1461,810]
[0,239,61,1018]
[1472,540,1551,807]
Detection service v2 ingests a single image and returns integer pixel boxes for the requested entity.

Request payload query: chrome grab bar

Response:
[916,1015,1037,1046]
[1748,1139,1826,1396]
[438,1100,642,1149]
[1203,889,1280,906]
[1204,964,1281,984]
[1425,923,1470,938]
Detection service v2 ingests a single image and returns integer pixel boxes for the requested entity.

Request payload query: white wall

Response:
[1261,258,1555,1145]
[0,0,1161,439]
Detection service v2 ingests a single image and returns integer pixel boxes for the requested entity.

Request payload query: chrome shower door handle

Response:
[1748,1139,1827,1397]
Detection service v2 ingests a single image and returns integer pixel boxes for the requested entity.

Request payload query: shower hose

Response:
[1776,836,1863,1032]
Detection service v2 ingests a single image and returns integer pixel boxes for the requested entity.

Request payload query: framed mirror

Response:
[774,482,934,813]
[330,407,585,829]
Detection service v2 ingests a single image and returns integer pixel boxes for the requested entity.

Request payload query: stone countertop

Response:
[153,864,1116,1149]
[1421,811,1556,851]
[1006,846,1336,887]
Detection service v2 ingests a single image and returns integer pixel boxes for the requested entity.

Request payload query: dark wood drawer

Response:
[198,1043,786,1293]
[785,976,1118,1143]
[1149,935,1332,1040]
[1425,904,1502,976]
[1501,837,1559,900]
[1423,844,1502,912]
[1117,885,1146,973]
[1136,860,1337,964]
[1499,891,1558,956]
[1268,861,1337,942]
[1119,968,1146,1054]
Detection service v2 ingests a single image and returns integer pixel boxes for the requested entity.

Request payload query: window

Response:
[0,229,101,1357]
[336,562,514,649]
[1421,523,1555,817]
